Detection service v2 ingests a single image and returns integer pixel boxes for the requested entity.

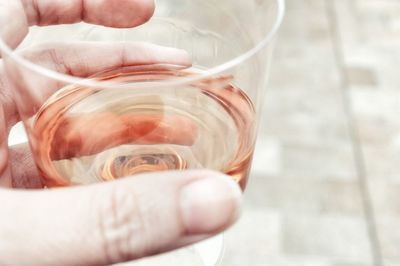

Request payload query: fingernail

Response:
[180,173,242,234]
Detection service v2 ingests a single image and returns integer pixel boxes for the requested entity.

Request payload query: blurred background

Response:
[222,0,400,265]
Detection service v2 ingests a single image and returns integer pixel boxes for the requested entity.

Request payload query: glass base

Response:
[114,234,224,266]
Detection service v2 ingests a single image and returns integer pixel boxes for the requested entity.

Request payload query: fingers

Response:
[23,0,155,27]
[21,42,191,78]
[6,42,191,126]
[0,1,28,48]
[0,0,155,48]
[0,170,242,266]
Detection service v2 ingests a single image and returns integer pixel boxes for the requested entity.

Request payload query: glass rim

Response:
[0,0,285,89]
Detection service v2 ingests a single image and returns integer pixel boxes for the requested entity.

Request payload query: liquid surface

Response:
[30,68,256,189]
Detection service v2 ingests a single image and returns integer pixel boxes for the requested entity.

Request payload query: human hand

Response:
[0,1,242,265]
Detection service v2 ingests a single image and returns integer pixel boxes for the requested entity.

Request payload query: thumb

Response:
[0,170,242,266]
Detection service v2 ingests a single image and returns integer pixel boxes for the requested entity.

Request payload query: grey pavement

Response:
[223,1,400,265]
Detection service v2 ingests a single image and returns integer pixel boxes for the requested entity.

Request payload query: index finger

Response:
[23,0,155,27]
[0,0,155,48]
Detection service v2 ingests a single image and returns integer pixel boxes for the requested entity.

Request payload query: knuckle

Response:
[21,43,68,74]
[96,185,151,263]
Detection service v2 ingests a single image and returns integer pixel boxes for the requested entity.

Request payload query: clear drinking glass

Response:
[0,0,284,265]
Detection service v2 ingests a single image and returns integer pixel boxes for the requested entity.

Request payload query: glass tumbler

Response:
[0,0,284,265]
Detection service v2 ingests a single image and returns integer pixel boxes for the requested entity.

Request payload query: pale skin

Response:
[0,1,242,265]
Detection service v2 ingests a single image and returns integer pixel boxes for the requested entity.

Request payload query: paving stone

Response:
[223,255,332,266]
[374,216,400,261]
[280,143,357,181]
[346,67,377,88]
[261,89,351,146]
[244,174,364,216]
[368,179,400,217]
[362,145,400,183]
[223,208,282,266]
[282,214,372,263]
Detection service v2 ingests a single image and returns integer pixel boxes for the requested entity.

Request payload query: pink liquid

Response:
[30,68,256,190]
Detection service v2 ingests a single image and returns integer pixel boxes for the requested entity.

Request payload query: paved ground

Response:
[223,1,400,266]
